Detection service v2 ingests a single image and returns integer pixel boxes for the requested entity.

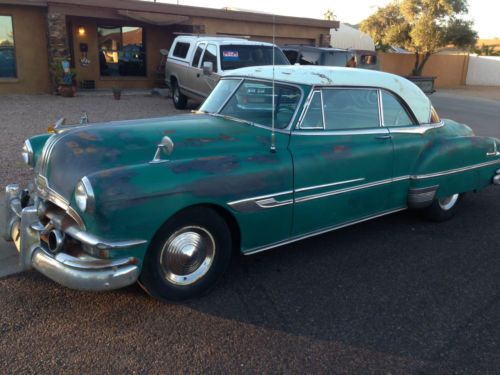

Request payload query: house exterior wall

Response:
[0,5,50,94]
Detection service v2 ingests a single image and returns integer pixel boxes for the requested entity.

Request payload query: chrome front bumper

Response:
[2,184,142,291]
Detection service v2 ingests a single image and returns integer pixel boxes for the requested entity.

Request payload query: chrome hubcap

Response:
[174,86,179,102]
[438,193,459,210]
[160,226,215,286]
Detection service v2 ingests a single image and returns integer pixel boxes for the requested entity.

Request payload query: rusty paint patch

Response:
[77,131,99,141]
[179,134,240,147]
[171,156,240,174]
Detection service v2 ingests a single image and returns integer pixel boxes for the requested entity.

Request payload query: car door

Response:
[198,44,220,97]
[183,42,206,99]
[289,88,395,236]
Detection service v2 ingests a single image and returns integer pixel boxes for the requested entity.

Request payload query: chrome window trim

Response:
[378,89,384,127]
[216,77,305,131]
[297,89,324,130]
[244,207,407,256]
[293,128,388,136]
[388,120,445,135]
[320,90,327,130]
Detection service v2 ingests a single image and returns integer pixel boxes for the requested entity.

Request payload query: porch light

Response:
[78,26,86,36]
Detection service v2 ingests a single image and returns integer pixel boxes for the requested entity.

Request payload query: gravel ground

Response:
[0,94,186,189]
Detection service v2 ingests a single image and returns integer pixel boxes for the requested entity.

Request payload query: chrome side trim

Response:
[295,178,366,193]
[295,178,394,203]
[244,207,406,256]
[407,185,439,209]
[228,190,293,213]
[228,190,293,206]
[411,159,500,180]
[378,89,384,127]
[256,198,293,209]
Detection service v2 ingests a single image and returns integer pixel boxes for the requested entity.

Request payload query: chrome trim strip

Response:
[296,88,316,129]
[388,121,444,135]
[295,178,365,193]
[411,159,500,180]
[244,207,406,256]
[320,90,326,130]
[256,198,293,208]
[296,178,394,203]
[228,190,293,206]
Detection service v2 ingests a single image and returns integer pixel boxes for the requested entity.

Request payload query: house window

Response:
[0,15,16,78]
[98,25,145,77]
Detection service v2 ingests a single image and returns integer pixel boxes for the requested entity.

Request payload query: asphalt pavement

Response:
[0,91,499,374]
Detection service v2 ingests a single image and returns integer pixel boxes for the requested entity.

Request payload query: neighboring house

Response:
[330,23,375,51]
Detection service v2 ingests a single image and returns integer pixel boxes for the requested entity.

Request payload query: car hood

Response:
[37,113,275,201]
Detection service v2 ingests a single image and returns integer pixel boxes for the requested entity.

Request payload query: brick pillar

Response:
[46,11,71,94]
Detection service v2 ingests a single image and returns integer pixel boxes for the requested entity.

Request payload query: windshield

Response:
[323,51,352,67]
[200,79,302,129]
[220,45,289,70]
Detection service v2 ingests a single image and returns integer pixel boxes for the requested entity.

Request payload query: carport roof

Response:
[1,0,339,28]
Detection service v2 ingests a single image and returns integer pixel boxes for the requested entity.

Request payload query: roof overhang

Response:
[117,10,190,26]
[0,0,339,29]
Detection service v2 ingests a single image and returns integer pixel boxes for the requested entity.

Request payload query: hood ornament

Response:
[150,136,174,164]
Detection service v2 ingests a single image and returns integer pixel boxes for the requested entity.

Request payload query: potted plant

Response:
[112,87,122,100]
[52,59,77,97]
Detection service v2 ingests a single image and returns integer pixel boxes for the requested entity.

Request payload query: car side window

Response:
[381,91,415,127]
[300,91,324,129]
[192,43,205,67]
[201,44,218,73]
[322,89,380,130]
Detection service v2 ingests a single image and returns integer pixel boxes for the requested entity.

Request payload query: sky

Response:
[151,0,498,39]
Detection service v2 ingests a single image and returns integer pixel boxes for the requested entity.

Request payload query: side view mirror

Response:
[203,61,214,75]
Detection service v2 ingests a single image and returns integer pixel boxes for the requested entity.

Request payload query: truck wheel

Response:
[421,193,463,222]
[139,207,232,301]
[172,80,188,109]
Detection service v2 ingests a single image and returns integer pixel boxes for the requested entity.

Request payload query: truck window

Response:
[220,45,289,70]
[172,42,190,59]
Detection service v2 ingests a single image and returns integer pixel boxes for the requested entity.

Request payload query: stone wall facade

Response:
[46,11,71,93]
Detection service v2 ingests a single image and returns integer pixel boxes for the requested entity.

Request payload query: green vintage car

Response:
[3,66,500,300]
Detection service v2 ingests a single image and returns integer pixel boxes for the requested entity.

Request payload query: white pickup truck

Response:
[165,35,290,109]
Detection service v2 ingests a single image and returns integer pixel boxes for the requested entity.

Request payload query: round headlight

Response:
[21,140,34,166]
[75,177,94,212]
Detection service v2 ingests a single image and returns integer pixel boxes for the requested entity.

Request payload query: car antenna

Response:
[270,14,277,153]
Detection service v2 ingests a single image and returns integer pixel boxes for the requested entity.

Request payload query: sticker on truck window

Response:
[223,51,240,61]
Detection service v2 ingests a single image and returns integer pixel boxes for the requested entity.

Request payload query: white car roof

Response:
[224,65,432,124]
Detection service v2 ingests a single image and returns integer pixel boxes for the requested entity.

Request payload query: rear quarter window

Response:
[172,42,191,59]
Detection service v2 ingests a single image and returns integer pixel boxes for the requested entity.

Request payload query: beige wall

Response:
[195,17,326,46]
[70,18,175,90]
[0,5,50,94]
[379,52,469,88]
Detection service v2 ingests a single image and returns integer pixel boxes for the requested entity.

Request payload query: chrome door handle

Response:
[375,135,392,140]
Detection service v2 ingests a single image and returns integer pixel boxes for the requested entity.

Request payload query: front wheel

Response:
[139,207,232,301]
[421,193,463,222]
[172,80,188,109]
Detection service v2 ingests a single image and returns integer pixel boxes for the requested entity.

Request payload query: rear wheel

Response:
[139,207,232,301]
[421,193,463,222]
[172,80,187,109]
